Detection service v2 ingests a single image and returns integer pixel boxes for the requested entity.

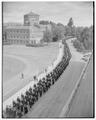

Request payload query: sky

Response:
[3,1,93,27]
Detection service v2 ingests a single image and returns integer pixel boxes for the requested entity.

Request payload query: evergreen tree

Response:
[67,17,73,27]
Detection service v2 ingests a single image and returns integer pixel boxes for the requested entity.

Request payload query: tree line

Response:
[40,18,93,51]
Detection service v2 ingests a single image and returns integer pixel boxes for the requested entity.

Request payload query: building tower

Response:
[24,11,39,26]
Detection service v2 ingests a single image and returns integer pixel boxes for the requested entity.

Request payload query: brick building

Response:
[3,12,50,45]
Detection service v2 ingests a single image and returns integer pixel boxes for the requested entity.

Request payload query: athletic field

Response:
[3,42,59,101]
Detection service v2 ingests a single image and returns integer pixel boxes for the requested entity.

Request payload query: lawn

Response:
[3,42,59,101]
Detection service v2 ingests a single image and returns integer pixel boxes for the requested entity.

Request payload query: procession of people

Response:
[3,40,71,118]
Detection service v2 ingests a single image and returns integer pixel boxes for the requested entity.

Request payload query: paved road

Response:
[24,61,84,118]
[66,55,93,117]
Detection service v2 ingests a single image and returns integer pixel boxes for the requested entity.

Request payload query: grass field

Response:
[3,42,59,101]
[3,56,26,82]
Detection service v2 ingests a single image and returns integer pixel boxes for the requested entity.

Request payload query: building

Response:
[24,12,39,26]
[5,26,30,45]
[3,12,51,45]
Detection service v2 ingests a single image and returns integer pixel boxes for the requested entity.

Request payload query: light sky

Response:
[3,2,93,27]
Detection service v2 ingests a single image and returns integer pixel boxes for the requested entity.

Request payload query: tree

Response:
[74,26,93,51]
[73,39,85,52]
[75,27,84,40]
[39,20,49,25]
[52,34,58,42]
[43,27,52,42]
[80,27,93,50]
[65,17,74,36]
[57,23,65,39]
[71,26,76,37]
[65,17,93,51]
[65,25,72,36]
[50,22,65,41]
[67,17,73,28]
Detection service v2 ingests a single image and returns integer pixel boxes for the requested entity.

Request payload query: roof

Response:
[4,22,23,26]
[5,25,30,29]
[24,11,39,16]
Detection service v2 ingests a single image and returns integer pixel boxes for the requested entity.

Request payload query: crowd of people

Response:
[3,40,71,118]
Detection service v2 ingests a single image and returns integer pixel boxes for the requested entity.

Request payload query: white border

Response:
[0,0,95,120]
